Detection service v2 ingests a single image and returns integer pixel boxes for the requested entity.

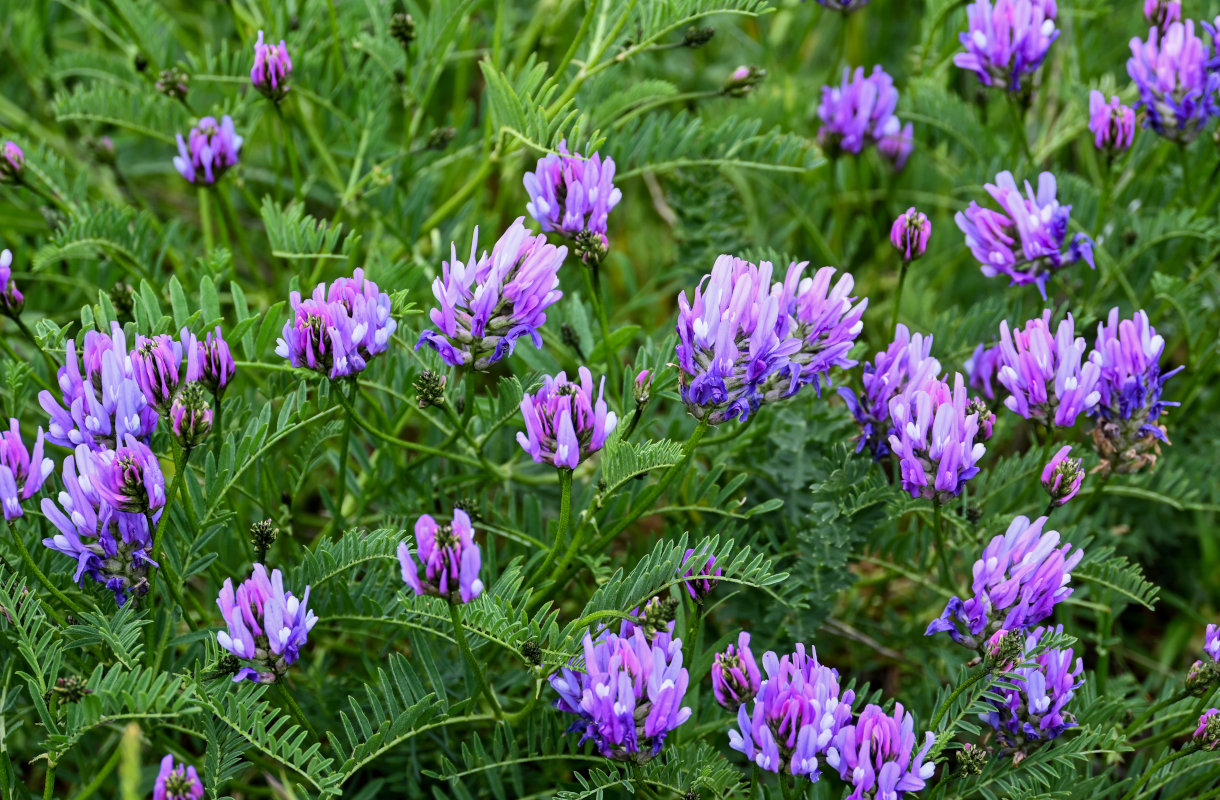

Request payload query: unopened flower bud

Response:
[89,136,117,165]
[640,596,678,640]
[985,629,1024,671]
[1041,445,1084,508]
[573,228,609,267]
[955,742,987,776]
[156,67,190,101]
[414,370,447,408]
[171,382,213,451]
[723,65,765,97]
[427,126,457,151]
[683,27,715,48]
[51,675,92,705]
[1,141,24,183]
[1187,659,1220,696]
[969,396,994,441]
[521,639,543,666]
[680,549,721,602]
[250,519,278,562]
[390,12,416,49]
[633,370,652,405]
[134,53,149,72]
[560,323,584,359]
[251,31,293,102]
[110,281,135,319]
[890,207,930,262]
[1194,708,1220,750]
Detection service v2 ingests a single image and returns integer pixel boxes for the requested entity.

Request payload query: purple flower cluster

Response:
[524,141,622,247]
[1207,624,1220,662]
[0,420,53,520]
[1088,91,1136,153]
[826,703,936,800]
[550,624,691,760]
[887,372,987,502]
[676,256,865,425]
[680,549,721,601]
[712,631,761,711]
[517,367,617,469]
[955,0,1059,91]
[173,116,243,184]
[1145,0,1181,29]
[0,249,24,315]
[0,141,23,182]
[996,311,1101,427]
[965,341,1004,401]
[728,644,856,779]
[41,440,163,605]
[1128,21,1220,143]
[890,208,931,262]
[817,66,913,168]
[1089,308,1181,475]
[397,509,484,604]
[417,219,567,370]
[131,328,200,414]
[251,31,292,101]
[956,171,1094,298]
[982,625,1083,747]
[927,514,1083,647]
[814,0,871,11]
[1195,708,1220,749]
[1041,445,1084,508]
[276,268,397,379]
[839,324,941,460]
[216,563,318,683]
[154,754,204,800]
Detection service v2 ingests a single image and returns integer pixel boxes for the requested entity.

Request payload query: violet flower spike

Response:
[81,434,166,515]
[154,754,204,800]
[417,218,567,370]
[838,324,941,461]
[982,625,1083,747]
[198,326,236,397]
[784,264,868,397]
[173,115,243,185]
[826,703,936,800]
[0,249,24,315]
[956,170,1093,299]
[711,631,761,711]
[1128,21,1220,143]
[398,509,484,604]
[0,420,53,521]
[276,268,397,379]
[1195,709,1220,750]
[1041,445,1083,508]
[954,0,1059,92]
[1088,91,1136,153]
[1144,0,1181,30]
[524,140,622,243]
[216,563,318,683]
[926,514,1083,647]
[1206,624,1220,662]
[886,372,987,502]
[0,141,23,182]
[996,311,1102,427]
[814,0,872,11]
[251,30,292,101]
[729,644,856,779]
[680,548,721,601]
[891,208,931,262]
[517,367,618,469]
[131,328,198,414]
[817,66,909,159]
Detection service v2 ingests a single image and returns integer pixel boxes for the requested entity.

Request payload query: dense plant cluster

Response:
[2,1,1220,798]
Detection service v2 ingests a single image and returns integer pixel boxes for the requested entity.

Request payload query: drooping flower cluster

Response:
[1128,21,1220,143]
[891,208,931,263]
[154,754,204,800]
[251,31,292,101]
[276,268,397,379]
[956,171,1094,298]
[524,141,622,252]
[826,703,936,800]
[0,420,53,520]
[887,372,987,502]
[995,311,1101,427]
[676,256,865,425]
[1089,308,1181,475]
[417,219,567,370]
[728,644,856,780]
[955,0,1059,91]
[173,115,243,184]
[216,563,318,683]
[41,441,163,605]
[1041,445,1084,508]
[680,548,721,601]
[0,249,23,315]
[839,325,941,460]
[398,509,484,604]
[926,515,1083,647]
[0,141,23,182]
[982,625,1083,748]
[712,631,761,712]
[516,367,617,469]
[549,623,691,760]
[1088,91,1136,153]
[817,66,913,168]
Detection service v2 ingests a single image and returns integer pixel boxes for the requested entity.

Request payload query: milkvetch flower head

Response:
[887,372,987,502]
[0,141,23,182]
[1088,91,1136,153]
[1145,0,1181,29]
[926,514,1083,647]
[251,31,292,101]
[982,625,1083,747]
[154,754,204,800]
[216,563,318,683]
[680,549,721,601]
[0,420,53,520]
[275,268,397,379]
[955,0,1059,91]
[891,208,931,262]
[82,434,165,515]
[817,66,910,159]
[826,703,936,800]
[130,328,200,414]
[1128,21,1220,143]
[173,116,243,184]
[712,631,761,711]
[1041,445,1084,508]
[0,249,23,315]
[524,140,622,246]
[516,367,617,469]
[198,326,236,396]
[398,509,484,604]
[1195,709,1220,750]
[995,311,1102,427]
[417,219,566,370]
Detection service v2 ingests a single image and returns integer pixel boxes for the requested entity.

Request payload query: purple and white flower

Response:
[826,703,936,800]
[995,311,1102,427]
[251,31,292,100]
[397,509,484,604]
[216,563,318,683]
[276,268,397,379]
[516,367,617,469]
[524,141,622,245]
[887,372,987,502]
[712,631,761,711]
[982,625,1083,747]
[1128,21,1220,143]
[154,754,204,800]
[1088,91,1136,153]
[173,116,243,185]
[0,420,53,520]
[0,249,24,315]
[955,0,1059,91]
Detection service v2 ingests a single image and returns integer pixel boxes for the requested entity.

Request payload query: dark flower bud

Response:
[171,382,213,451]
[521,639,543,666]
[156,67,190,101]
[0,141,24,183]
[984,629,1025,671]
[633,370,652,405]
[640,596,678,640]
[51,675,92,705]
[110,281,135,319]
[723,65,766,97]
[390,12,416,49]
[1187,659,1220,696]
[560,323,584,359]
[414,370,447,408]
[683,791,702,800]
[1195,708,1220,750]
[955,743,987,776]
[134,53,149,72]
[968,396,994,441]
[573,228,609,267]
[207,653,243,679]
[89,136,117,166]
[427,126,457,151]
[250,519,278,562]
[452,497,482,523]
[683,27,715,48]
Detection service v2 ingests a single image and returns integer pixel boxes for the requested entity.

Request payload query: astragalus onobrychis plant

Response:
[3,0,1220,798]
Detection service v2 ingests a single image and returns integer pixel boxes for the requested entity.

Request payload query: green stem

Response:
[276,681,321,742]
[583,264,621,400]
[6,519,74,624]
[1006,96,1033,165]
[448,602,503,720]
[337,390,482,468]
[70,738,122,800]
[275,104,304,201]
[500,678,543,725]
[930,667,990,730]
[0,329,55,394]
[932,502,952,590]
[1120,745,1201,800]
[1178,143,1193,208]
[1126,691,1191,736]
[332,379,355,537]
[325,0,344,72]
[533,469,575,585]
[43,762,55,800]
[891,258,909,332]
[146,449,189,606]
[198,187,214,253]
[210,393,223,465]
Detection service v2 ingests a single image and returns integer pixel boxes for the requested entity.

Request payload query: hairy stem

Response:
[448,601,503,721]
